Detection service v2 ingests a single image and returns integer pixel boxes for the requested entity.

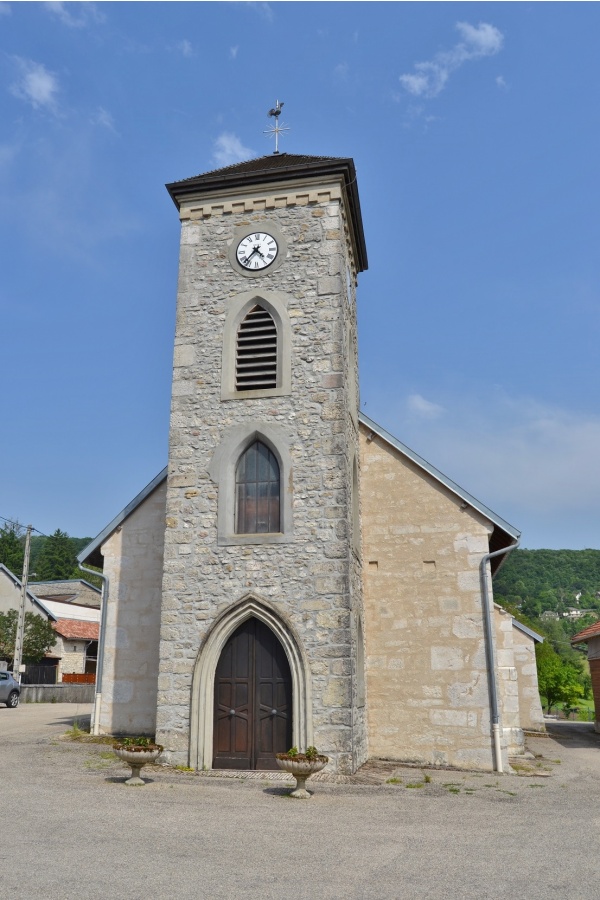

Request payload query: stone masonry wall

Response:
[511,625,545,732]
[493,604,524,755]
[99,481,166,737]
[360,426,503,771]
[157,185,365,772]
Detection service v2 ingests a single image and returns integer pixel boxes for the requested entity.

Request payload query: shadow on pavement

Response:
[544,720,600,750]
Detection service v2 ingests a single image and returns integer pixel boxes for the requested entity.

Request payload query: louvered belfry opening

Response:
[235,305,277,391]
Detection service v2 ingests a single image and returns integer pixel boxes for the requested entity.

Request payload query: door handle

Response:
[271,709,277,716]
[229,709,235,716]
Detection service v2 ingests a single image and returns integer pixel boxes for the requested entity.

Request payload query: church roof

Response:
[78,467,168,569]
[79,413,519,572]
[166,152,368,272]
[359,413,520,567]
[511,618,544,643]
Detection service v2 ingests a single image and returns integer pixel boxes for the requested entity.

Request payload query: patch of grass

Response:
[529,784,545,788]
[497,790,517,796]
[62,721,113,745]
[84,758,113,770]
[442,782,461,787]
[176,765,195,772]
[447,787,460,794]
[64,720,87,740]
[386,777,402,784]
[552,759,561,764]
[423,774,432,784]
[406,782,424,789]
[99,751,116,760]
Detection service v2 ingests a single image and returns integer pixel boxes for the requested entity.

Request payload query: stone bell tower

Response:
[156,152,369,773]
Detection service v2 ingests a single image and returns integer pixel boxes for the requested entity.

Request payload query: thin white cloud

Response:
[496,75,508,90]
[407,393,444,420]
[399,21,504,99]
[178,39,193,57]
[334,63,349,81]
[245,2,273,23]
[10,58,60,112]
[0,141,19,170]
[212,132,254,167]
[400,392,600,519]
[91,107,116,131]
[0,3,11,15]
[230,46,239,60]
[45,1,105,28]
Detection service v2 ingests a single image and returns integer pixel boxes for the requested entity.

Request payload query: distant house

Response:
[571,620,600,733]
[29,579,101,609]
[0,566,99,682]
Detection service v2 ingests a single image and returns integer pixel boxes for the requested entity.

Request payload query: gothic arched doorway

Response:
[212,617,292,770]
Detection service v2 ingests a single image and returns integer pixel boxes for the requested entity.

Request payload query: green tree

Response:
[0,523,25,575]
[34,529,78,581]
[536,641,584,712]
[0,611,57,665]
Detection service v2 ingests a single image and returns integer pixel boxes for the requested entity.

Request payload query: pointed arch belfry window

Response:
[235,440,280,534]
[235,305,277,391]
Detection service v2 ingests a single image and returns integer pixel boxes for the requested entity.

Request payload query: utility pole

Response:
[13,524,32,683]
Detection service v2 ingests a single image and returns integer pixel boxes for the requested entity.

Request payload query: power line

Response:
[0,515,47,537]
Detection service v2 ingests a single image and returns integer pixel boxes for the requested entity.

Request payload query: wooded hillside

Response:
[493,549,600,619]
[494,548,600,712]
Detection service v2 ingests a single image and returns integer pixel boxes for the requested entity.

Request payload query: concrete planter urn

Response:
[113,741,163,786]
[275,749,329,799]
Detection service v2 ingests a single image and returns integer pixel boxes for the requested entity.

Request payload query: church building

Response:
[79,152,544,774]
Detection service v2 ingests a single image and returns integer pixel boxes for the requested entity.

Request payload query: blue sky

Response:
[1,2,599,549]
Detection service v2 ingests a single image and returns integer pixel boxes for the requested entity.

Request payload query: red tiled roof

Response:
[52,619,99,641]
[571,620,600,643]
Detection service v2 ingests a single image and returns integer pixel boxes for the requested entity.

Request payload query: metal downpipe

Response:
[479,540,519,773]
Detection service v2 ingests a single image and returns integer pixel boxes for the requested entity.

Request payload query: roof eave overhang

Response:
[166,156,368,272]
[358,412,520,564]
[78,466,168,569]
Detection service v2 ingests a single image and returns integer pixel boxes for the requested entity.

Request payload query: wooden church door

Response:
[213,618,292,770]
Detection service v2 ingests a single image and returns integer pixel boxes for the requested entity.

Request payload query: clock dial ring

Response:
[236,232,278,271]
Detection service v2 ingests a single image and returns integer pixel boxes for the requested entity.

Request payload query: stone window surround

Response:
[189,593,313,771]
[221,289,292,401]
[208,421,294,546]
[226,218,288,280]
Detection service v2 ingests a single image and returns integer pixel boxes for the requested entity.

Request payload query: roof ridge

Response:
[168,152,351,186]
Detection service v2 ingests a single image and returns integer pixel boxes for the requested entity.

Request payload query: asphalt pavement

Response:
[1,703,599,899]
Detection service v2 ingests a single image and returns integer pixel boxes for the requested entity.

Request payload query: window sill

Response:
[217,532,293,547]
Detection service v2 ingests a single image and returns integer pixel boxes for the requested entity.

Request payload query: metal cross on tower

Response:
[264,100,290,154]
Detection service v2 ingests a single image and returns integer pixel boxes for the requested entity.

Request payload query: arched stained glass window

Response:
[235,441,280,534]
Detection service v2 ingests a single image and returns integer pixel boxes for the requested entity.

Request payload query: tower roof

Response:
[166,153,368,272]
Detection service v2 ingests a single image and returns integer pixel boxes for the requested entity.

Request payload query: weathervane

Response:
[264,100,290,154]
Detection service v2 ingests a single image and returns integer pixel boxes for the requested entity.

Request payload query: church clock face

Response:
[236,232,278,271]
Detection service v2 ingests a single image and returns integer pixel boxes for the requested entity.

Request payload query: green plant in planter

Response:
[115,736,160,750]
[275,746,329,799]
[113,736,164,786]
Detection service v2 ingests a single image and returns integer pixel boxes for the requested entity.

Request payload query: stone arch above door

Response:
[189,594,312,771]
